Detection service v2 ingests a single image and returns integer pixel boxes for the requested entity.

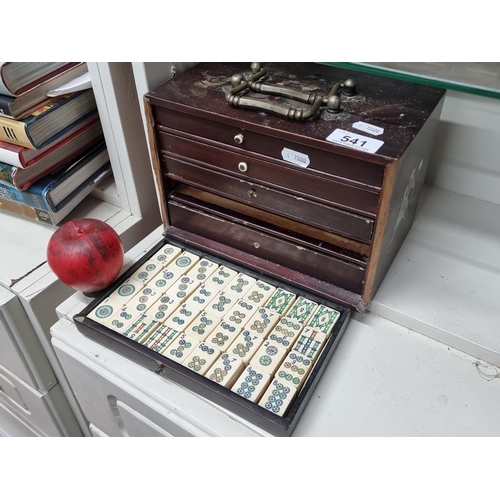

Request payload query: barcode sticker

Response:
[352,121,384,136]
[281,148,310,168]
[326,129,384,154]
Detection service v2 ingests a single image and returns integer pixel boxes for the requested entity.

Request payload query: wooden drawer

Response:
[153,106,385,189]
[157,129,380,217]
[163,155,375,242]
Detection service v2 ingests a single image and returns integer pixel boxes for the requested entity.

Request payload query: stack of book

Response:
[0,62,112,226]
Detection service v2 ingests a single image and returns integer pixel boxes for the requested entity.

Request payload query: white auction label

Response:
[281,147,310,167]
[326,129,384,154]
[352,121,384,136]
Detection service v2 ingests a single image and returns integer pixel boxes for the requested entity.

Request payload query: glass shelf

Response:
[325,62,500,100]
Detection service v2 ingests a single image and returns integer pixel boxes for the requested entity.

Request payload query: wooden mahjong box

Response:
[74,62,445,436]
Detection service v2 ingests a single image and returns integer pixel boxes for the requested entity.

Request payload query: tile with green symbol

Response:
[169,250,200,274]
[206,290,240,319]
[186,257,219,282]
[268,316,304,350]
[286,296,318,325]
[206,265,238,290]
[204,353,245,388]
[129,259,163,284]
[162,333,198,362]
[88,298,123,326]
[124,314,161,344]
[167,276,200,302]
[226,330,264,366]
[125,286,164,316]
[182,341,221,375]
[264,288,296,315]
[306,304,341,336]
[108,278,144,305]
[183,283,219,310]
[147,325,181,353]
[250,339,288,375]
[107,308,143,334]
[292,327,327,361]
[146,293,182,322]
[224,298,257,329]
[149,267,182,293]
[164,302,200,331]
[225,272,256,297]
[183,310,220,341]
[275,351,314,389]
[243,280,276,306]
[205,321,241,351]
[150,243,182,268]
[246,307,280,338]
[258,378,297,417]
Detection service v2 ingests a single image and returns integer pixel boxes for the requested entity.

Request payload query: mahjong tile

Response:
[129,259,163,285]
[123,314,161,344]
[245,307,280,337]
[150,243,182,267]
[183,311,220,342]
[162,333,198,363]
[292,327,327,361]
[125,285,164,316]
[226,330,264,366]
[306,304,341,337]
[224,298,257,329]
[166,276,200,302]
[182,342,221,376]
[206,290,240,319]
[231,364,271,403]
[146,325,181,353]
[108,278,144,305]
[205,322,241,351]
[206,266,239,290]
[224,272,256,297]
[168,250,200,274]
[88,298,123,325]
[286,296,318,325]
[242,280,276,307]
[183,283,219,311]
[146,293,183,322]
[149,267,182,293]
[185,257,219,282]
[164,302,200,331]
[250,339,288,375]
[268,316,304,350]
[275,351,314,389]
[205,353,245,388]
[109,312,145,335]
[264,287,296,315]
[258,378,297,417]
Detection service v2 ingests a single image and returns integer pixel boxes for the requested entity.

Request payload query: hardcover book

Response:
[0,89,97,149]
[0,63,88,119]
[0,62,82,96]
[0,117,103,190]
[0,141,109,208]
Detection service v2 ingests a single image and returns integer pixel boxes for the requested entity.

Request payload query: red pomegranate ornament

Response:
[47,218,124,294]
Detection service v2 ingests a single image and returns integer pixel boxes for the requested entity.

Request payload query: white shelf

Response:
[371,184,500,366]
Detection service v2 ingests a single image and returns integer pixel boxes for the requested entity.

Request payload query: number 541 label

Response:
[326,129,384,154]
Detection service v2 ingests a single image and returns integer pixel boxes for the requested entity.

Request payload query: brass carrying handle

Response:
[227,62,356,121]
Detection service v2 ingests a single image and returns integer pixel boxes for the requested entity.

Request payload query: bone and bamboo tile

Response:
[224,272,256,298]
[245,307,281,338]
[129,259,163,285]
[306,304,341,337]
[183,310,220,342]
[183,283,219,311]
[185,257,219,282]
[125,285,164,316]
[108,278,144,305]
[109,311,145,335]
[244,280,277,306]
[162,333,199,363]
[231,364,271,403]
[123,314,161,344]
[205,322,241,352]
[226,330,265,366]
[206,290,240,319]
[88,298,123,326]
[166,276,200,302]
[150,243,182,268]
[292,327,327,362]
[182,342,221,376]
[206,266,239,291]
[164,302,200,331]
[258,378,297,417]
[205,353,245,388]
[224,298,257,329]
[147,325,181,354]
[267,316,304,350]
[250,339,288,376]
[275,351,314,389]
[149,268,182,293]
[168,250,200,274]
[146,293,183,322]
[264,287,296,316]
[286,296,318,325]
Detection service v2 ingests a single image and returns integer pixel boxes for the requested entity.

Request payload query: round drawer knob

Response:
[234,133,244,144]
[238,162,248,172]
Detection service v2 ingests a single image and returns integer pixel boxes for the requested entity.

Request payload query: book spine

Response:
[0,143,23,168]
[0,116,33,148]
[0,197,55,225]
[0,177,51,211]
[0,94,14,118]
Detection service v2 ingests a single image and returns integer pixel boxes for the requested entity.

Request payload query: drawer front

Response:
[153,106,385,189]
[167,199,366,295]
[157,130,379,216]
[164,155,374,243]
